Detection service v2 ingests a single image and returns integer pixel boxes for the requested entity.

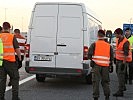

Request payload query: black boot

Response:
[125,79,127,84]
[94,97,98,100]
[113,91,123,97]
[12,97,20,100]
[0,97,5,100]
[129,80,132,84]
[8,81,12,86]
[105,96,109,100]
[122,86,126,91]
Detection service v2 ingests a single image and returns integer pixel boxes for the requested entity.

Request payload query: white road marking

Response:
[6,75,36,91]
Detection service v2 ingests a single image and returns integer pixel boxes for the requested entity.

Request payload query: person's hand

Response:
[18,61,22,69]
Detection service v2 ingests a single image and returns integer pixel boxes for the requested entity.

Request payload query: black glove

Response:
[121,63,126,71]
[18,60,22,69]
[15,56,22,69]
[109,62,113,73]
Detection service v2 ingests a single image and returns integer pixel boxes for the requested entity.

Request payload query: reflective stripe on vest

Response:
[92,56,110,64]
[116,37,132,62]
[92,40,110,67]
[0,53,15,56]
[0,33,15,62]
[0,39,3,66]
[116,50,132,58]
[92,55,110,60]
[4,45,14,48]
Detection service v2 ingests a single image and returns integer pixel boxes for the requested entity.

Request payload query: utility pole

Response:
[22,17,23,32]
[130,18,132,24]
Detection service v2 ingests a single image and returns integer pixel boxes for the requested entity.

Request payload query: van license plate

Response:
[34,55,52,61]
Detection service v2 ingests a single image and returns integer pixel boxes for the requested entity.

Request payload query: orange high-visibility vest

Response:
[15,34,26,55]
[115,37,132,62]
[92,40,110,67]
[0,33,15,62]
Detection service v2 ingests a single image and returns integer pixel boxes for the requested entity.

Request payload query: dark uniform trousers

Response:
[92,64,110,98]
[0,60,19,99]
[116,60,126,91]
[125,52,133,81]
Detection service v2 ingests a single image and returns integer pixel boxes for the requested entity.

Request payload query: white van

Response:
[25,2,102,84]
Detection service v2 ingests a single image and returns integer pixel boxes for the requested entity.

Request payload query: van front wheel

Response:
[36,74,46,82]
[85,74,92,84]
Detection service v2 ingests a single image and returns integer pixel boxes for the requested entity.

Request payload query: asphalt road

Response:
[4,65,133,100]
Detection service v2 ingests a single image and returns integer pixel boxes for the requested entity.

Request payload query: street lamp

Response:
[129,18,132,24]
[21,17,24,32]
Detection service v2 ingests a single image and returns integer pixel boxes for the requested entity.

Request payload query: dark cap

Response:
[125,27,131,31]
[14,29,20,33]
[98,29,105,36]
[2,22,11,30]
[114,28,123,35]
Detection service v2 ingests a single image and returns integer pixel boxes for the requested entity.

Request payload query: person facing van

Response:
[8,29,26,86]
[0,22,21,100]
[88,30,113,100]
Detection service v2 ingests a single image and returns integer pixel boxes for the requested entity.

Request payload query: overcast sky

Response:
[0,0,133,32]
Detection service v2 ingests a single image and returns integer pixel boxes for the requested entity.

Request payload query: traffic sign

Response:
[123,24,133,35]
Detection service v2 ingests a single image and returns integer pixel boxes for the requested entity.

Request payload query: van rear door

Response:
[56,4,83,69]
[29,4,58,68]
[29,4,83,70]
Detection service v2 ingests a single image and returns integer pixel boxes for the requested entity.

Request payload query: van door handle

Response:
[57,44,66,47]
[54,52,58,55]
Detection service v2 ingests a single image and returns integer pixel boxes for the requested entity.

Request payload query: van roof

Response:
[34,2,101,24]
[35,2,84,6]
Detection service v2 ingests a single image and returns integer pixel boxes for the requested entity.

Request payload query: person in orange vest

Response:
[88,30,114,100]
[0,22,21,100]
[8,29,26,86]
[113,28,132,97]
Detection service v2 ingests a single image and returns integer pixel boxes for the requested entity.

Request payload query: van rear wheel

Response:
[36,74,46,82]
[85,73,92,84]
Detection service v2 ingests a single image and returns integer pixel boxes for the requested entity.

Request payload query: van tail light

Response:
[25,44,30,58]
[83,46,88,60]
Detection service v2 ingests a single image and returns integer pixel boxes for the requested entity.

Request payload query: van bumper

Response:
[25,63,91,77]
